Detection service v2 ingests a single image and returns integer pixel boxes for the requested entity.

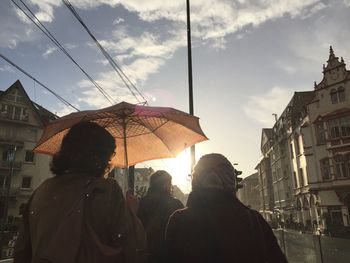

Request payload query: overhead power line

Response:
[11,0,116,105]
[0,53,79,111]
[62,0,148,105]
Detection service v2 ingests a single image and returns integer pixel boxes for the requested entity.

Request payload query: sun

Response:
[164,150,192,193]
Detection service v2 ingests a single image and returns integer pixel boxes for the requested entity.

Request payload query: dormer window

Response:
[330,87,345,104]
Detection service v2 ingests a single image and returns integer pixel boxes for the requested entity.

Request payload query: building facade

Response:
[0,80,57,223]
[256,47,350,234]
[237,172,260,211]
[256,129,275,221]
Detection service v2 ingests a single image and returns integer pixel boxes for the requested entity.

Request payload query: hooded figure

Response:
[138,170,184,263]
[163,153,287,263]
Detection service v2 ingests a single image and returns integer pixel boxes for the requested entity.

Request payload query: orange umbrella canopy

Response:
[34,101,208,168]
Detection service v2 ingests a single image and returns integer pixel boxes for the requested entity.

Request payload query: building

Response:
[293,47,350,232]
[256,47,350,233]
[112,167,154,197]
[256,128,275,221]
[0,80,57,223]
[237,172,260,211]
[134,167,153,198]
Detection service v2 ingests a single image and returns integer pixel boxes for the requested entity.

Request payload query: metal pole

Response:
[123,119,133,194]
[186,0,195,171]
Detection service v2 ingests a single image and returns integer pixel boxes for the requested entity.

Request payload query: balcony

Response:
[0,161,22,170]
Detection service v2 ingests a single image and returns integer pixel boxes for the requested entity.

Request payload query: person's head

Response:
[51,121,116,177]
[192,153,237,193]
[148,170,172,195]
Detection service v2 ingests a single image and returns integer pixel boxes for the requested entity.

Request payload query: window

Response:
[320,158,331,180]
[25,151,34,163]
[14,106,21,120]
[0,103,28,122]
[299,168,304,186]
[293,171,298,188]
[290,144,294,159]
[340,116,350,137]
[328,119,340,138]
[328,206,344,226]
[2,149,15,162]
[315,123,326,144]
[334,155,350,178]
[330,87,346,104]
[330,89,338,104]
[295,137,300,155]
[21,177,32,189]
[338,87,345,102]
[328,117,350,139]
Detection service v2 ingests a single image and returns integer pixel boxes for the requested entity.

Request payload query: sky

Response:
[1,0,350,192]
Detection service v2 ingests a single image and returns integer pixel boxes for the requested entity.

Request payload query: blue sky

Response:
[1,0,350,191]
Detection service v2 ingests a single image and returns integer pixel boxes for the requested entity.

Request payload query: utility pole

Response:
[186,0,195,171]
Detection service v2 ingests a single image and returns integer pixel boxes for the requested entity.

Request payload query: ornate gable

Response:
[0,80,57,127]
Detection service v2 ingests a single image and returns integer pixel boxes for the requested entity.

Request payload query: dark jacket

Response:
[14,173,147,263]
[138,191,184,263]
[164,189,288,263]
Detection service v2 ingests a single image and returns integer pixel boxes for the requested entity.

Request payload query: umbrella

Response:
[34,101,208,189]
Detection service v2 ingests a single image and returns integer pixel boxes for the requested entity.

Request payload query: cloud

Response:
[274,60,298,74]
[244,86,294,126]
[21,0,324,48]
[42,46,58,57]
[53,103,77,117]
[76,56,165,108]
[113,17,125,25]
[42,43,77,58]
[300,2,327,19]
[0,65,15,73]
[344,0,350,7]
[285,5,350,76]
[27,0,60,23]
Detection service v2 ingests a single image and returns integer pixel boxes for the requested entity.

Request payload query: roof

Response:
[262,128,273,139]
[0,80,58,125]
[273,91,315,130]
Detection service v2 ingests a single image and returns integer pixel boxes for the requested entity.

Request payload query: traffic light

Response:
[233,168,243,190]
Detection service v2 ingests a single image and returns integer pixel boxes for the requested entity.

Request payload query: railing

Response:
[0,161,21,170]
[273,229,350,263]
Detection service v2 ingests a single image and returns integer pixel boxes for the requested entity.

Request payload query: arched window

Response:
[338,86,345,102]
[330,89,338,104]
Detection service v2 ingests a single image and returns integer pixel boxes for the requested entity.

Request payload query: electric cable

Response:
[62,0,148,105]
[12,0,116,105]
[0,53,79,111]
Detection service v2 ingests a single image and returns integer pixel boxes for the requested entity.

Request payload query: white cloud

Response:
[53,103,77,117]
[42,46,58,58]
[300,2,327,19]
[42,43,77,58]
[25,0,324,47]
[0,65,15,73]
[113,17,125,25]
[244,86,294,126]
[76,56,165,107]
[28,0,60,23]
[344,0,350,7]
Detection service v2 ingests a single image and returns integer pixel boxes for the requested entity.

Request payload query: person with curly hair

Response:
[14,122,146,263]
